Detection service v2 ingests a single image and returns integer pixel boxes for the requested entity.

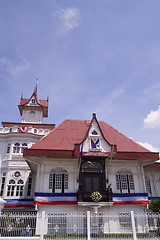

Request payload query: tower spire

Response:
[34,79,38,96]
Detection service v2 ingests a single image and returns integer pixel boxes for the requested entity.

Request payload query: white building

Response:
[23,113,160,215]
[0,87,54,209]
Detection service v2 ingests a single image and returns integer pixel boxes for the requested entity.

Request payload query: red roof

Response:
[19,98,48,108]
[144,162,160,169]
[24,117,159,160]
[18,91,48,117]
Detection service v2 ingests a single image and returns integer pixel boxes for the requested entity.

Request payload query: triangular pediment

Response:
[82,114,111,153]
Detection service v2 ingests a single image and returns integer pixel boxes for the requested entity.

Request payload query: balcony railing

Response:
[77,189,113,202]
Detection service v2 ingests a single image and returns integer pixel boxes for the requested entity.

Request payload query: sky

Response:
[0,0,160,153]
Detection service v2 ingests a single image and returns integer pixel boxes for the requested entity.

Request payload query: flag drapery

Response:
[19,126,28,133]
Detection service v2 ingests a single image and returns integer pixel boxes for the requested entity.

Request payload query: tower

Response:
[18,86,48,124]
[0,85,54,210]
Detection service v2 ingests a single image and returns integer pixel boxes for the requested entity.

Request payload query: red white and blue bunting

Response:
[4,198,34,208]
[34,192,77,205]
[113,193,149,205]
[19,126,28,133]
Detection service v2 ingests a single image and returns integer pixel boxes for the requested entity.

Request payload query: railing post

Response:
[40,211,45,240]
[130,211,137,240]
[87,211,91,240]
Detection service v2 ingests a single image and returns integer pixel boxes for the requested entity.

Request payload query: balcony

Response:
[77,189,113,203]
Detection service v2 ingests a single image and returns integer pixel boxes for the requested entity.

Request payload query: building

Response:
[0,87,54,209]
[23,112,159,215]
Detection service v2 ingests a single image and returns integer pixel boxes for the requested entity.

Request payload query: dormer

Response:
[18,86,49,124]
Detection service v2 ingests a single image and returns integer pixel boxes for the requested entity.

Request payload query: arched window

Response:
[21,143,28,153]
[16,179,24,196]
[116,169,135,193]
[7,177,24,197]
[7,179,15,196]
[13,143,20,153]
[6,143,11,154]
[49,168,68,193]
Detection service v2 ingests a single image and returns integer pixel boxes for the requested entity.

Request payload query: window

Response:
[21,143,28,153]
[31,99,36,104]
[6,144,11,154]
[27,173,33,196]
[49,168,68,193]
[145,177,152,196]
[0,173,6,196]
[16,179,24,196]
[116,169,135,193]
[7,179,16,196]
[7,177,24,197]
[13,143,20,153]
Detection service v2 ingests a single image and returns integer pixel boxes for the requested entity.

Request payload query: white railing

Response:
[1,211,160,239]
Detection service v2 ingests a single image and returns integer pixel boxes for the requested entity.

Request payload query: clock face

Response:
[14,171,21,178]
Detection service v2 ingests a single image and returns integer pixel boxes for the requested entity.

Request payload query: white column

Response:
[131,211,137,240]
[87,211,91,240]
[35,165,40,192]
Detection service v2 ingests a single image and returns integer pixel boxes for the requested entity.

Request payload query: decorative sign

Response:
[19,126,28,133]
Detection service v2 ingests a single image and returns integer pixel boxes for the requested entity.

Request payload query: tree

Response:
[149,199,160,212]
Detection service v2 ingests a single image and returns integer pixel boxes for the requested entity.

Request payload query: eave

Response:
[2,122,55,130]
[23,148,159,161]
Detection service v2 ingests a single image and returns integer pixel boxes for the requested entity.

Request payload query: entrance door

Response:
[83,173,102,193]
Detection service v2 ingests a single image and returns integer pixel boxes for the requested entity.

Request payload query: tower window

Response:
[21,143,28,153]
[0,173,6,197]
[7,176,24,197]
[13,143,20,153]
[6,144,11,154]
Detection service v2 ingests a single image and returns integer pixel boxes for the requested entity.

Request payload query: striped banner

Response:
[113,193,149,205]
[4,198,34,208]
[34,192,77,205]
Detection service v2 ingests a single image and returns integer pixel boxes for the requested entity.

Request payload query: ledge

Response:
[78,201,113,213]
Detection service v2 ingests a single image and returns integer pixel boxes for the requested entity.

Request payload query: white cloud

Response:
[54,7,80,34]
[137,142,159,152]
[0,57,30,78]
[143,106,160,128]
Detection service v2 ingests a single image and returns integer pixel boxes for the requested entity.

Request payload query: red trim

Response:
[34,201,77,205]
[4,204,35,208]
[115,152,159,160]
[24,149,74,158]
[113,201,149,205]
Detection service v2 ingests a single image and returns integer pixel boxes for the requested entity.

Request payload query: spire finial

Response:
[34,78,38,96]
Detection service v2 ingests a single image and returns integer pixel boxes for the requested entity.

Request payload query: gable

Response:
[83,118,111,153]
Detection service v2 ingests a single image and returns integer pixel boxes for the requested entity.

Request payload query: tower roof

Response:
[18,88,48,117]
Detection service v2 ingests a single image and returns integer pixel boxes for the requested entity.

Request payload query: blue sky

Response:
[1,0,160,152]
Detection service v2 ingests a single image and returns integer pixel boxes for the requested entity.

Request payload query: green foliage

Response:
[149,199,160,212]
[43,232,158,239]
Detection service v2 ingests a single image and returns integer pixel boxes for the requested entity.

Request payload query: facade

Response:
[23,113,160,216]
[0,87,54,209]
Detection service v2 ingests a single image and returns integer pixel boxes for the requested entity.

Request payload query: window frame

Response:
[116,169,135,193]
[49,168,68,193]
